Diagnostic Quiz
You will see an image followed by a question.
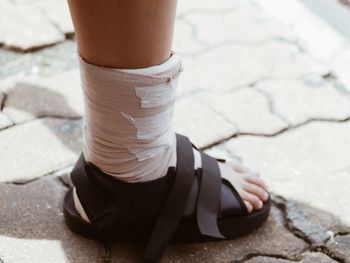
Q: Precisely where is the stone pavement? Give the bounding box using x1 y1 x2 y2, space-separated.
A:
1 0 350 262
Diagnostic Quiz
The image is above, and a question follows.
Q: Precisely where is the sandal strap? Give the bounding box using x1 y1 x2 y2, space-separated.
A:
71 154 115 224
197 152 225 239
144 134 196 262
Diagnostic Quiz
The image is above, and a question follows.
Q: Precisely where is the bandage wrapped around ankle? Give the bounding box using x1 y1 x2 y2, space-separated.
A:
79 53 182 182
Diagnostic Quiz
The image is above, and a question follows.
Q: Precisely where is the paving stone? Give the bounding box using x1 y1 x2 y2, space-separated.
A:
255 0 347 64
184 7 292 46
205 143 243 164
173 20 206 55
197 89 288 135
0 93 13 129
255 79 350 125
0 118 82 183
0 176 102 263
224 121 350 226
174 95 237 148
0 40 78 79
178 42 325 97
108 206 307 262
34 0 74 34
177 0 245 16
0 1 65 50
326 235 350 263
0 113 12 130
1 69 82 124
245 252 337 263
274 197 347 246
55 165 74 188
331 46 350 93
0 48 21 67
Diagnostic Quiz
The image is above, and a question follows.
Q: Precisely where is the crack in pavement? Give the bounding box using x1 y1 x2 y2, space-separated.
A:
176 17 207 48
176 6 240 20
181 37 300 58
2 163 74 186
100 243 112 263
0 115 82 132
230 252 301 263
272 195 347 263
311 246 346 263
201 116 350 151
176 4 306 59
196 96 240 131
0 92 16 127
34 3 75 41
323 71 350 96
233 250 345 263
0 40 66 54
0 92 6 111
272 195 313 246
250 86 292 126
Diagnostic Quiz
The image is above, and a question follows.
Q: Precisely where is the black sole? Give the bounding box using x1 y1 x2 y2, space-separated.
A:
63 188 271 244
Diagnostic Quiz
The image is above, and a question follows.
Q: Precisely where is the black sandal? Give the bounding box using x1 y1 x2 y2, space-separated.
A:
63 134 271 262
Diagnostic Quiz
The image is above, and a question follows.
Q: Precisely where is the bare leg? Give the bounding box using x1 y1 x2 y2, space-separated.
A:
67 0 177 68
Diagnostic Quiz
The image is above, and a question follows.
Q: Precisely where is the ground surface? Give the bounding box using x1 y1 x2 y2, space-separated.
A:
0 0 350 262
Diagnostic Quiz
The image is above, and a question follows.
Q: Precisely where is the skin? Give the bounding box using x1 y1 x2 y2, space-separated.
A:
67 0 269 214
219 160 269 212
67 0 177 68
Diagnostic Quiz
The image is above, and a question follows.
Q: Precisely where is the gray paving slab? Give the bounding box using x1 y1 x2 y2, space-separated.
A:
174 95 238 148
245 252 337 263
224 121 350 227
177 0 245 16
0 1 64 50
1 69 82 124
0 93 13 129
178 41 326 98
0 118 82 183
33 0 74 35
326 234 350 263
0 176 102 263
255 78 350 125
0 40 77 79
196 88 288 135
183 7 293 46
274 196 348 246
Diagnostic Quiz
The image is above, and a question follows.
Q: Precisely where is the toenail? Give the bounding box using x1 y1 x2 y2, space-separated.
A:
264 192 269 199
247 204 252 212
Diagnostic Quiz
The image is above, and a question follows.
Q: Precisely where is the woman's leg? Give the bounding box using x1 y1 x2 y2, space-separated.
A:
67 0 268 221
67 0 177 68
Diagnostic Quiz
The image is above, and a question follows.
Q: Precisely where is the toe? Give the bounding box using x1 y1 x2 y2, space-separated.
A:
232 163 259 176
244 201 253 213
243 182 269 201
244 172 269 191
232 163 250 173
241 192 263 210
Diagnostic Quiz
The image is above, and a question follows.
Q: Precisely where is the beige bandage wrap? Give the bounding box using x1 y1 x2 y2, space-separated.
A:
79 53 182 182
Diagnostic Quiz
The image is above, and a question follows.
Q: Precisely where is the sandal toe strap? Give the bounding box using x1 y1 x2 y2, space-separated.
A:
197 152 225 239
144 134 225 262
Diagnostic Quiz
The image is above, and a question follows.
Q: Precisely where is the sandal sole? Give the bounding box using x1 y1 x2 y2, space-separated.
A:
63 188 271 244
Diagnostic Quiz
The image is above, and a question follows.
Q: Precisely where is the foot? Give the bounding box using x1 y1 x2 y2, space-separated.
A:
65 136 272 263
217 157 269 213
73 148 269 223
